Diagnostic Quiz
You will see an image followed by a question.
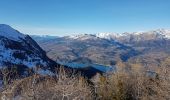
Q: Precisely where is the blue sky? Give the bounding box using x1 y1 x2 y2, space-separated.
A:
0 0 170 36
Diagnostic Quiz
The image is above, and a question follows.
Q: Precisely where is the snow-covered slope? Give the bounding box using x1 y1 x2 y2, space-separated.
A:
155 29 170 39
66 34 97 40
96 29 170 40
96 32 126 40
0 24 56 73
0 24 25 41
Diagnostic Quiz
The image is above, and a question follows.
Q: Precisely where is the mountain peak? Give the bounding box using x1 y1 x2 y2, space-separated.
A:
0 24 25 41
0 24 11 27
67 33 97 40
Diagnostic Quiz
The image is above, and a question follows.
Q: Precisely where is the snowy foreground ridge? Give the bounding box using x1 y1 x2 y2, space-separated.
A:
0 24 54 69
0 24 25 41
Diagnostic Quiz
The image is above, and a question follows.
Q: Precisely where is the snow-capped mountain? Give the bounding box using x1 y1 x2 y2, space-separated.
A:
0 24 56 74
31 29 170 42
65 29 170 43
96 29 170 41
0 24 25 41
65 34 97 41
96 32 123 40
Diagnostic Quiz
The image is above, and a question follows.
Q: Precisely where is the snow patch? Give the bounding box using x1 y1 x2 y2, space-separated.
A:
96 29 170 40
0 24 25 41
0 43 47 68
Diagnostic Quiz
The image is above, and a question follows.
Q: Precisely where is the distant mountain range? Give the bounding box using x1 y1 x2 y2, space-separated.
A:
96 29 170 40
32 34 138 64
31 29 170 72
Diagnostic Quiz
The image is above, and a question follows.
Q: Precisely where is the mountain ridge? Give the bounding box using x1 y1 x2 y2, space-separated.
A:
0 24 58 75
32 28 170 43
31 28 170 72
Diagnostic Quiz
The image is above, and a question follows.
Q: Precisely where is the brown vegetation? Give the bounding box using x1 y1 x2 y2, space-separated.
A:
0 65 169 100
0 67 94 100
94 65 170 100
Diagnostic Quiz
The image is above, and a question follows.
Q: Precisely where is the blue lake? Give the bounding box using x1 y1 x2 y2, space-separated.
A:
57 62 116 73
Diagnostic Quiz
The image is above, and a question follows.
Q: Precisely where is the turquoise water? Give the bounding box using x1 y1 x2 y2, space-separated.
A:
57 62 116 73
